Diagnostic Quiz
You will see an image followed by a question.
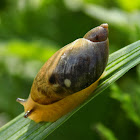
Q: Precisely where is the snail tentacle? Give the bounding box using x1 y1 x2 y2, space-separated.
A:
16 98 27 105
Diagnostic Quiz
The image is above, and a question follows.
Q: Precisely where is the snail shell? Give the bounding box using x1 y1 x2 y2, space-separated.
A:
17 23 109 122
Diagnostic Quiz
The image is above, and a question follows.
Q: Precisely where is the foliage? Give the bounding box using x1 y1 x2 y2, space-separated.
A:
94 123 118 140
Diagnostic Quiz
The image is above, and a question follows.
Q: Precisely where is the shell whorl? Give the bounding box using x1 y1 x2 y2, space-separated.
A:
30 24 109 105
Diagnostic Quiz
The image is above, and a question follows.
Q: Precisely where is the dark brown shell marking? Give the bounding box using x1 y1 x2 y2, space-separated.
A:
52 38 109 93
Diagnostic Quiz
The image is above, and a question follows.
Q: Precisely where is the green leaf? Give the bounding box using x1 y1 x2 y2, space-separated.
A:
110 83 140 127
0 40 58 62
0 40 58 79
0 40 140 140
94 123 118 140
83 4 140 27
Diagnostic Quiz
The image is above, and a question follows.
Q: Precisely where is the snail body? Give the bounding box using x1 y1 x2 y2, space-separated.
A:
17 23 109 122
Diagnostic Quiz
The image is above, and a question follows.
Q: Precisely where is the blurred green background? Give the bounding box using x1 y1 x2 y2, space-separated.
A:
0 0 140 140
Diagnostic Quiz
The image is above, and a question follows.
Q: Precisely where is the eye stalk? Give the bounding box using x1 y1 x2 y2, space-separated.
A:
83 23 108 42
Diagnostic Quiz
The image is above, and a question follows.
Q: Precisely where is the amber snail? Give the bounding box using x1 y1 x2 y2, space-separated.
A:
17 23 109 122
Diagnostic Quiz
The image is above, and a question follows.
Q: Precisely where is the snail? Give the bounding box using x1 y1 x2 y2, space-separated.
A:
17 23 109 122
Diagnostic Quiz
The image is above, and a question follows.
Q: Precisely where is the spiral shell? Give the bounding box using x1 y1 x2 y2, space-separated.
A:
17 23 109 122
